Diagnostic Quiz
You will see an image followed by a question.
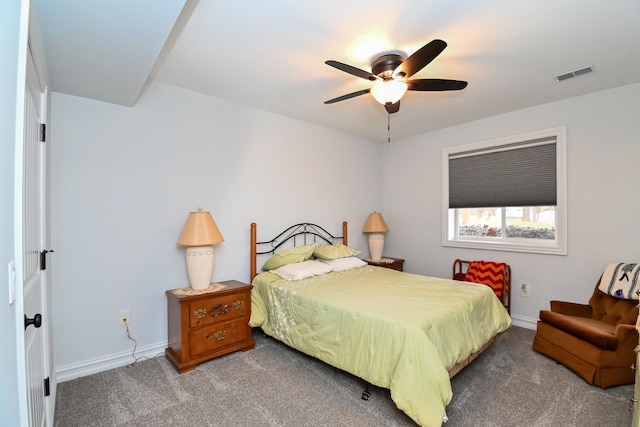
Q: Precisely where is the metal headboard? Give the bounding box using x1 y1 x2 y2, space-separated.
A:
250 221 348 281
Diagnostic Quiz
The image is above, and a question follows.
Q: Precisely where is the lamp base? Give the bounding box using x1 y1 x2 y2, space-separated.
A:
368 233 385 262
185 245 215 290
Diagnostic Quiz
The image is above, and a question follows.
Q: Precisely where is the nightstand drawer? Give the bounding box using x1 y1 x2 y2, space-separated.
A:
188 317 250 357
189 293 249 328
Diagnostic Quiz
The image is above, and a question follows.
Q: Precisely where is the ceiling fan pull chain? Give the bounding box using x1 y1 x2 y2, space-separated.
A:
387 112 391 143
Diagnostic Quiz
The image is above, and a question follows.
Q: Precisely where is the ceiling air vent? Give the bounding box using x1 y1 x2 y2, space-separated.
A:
554 65 594 82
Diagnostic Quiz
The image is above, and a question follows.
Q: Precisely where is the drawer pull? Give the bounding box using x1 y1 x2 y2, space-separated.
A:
214 330 226 341
194 300 246 320
193 308 207 319
211 303 230 317
210 300 245 317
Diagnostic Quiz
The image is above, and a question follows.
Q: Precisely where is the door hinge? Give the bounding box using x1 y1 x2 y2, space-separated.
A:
44 377 50 397
40 123 46 142
40 249 54 270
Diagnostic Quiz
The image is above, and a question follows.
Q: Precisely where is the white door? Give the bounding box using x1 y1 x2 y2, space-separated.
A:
21 42 51 427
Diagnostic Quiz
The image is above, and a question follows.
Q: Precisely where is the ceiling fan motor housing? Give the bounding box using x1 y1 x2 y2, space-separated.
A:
371 54 405 80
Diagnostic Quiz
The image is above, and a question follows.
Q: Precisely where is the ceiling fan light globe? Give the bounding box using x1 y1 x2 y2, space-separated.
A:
371 80 408 105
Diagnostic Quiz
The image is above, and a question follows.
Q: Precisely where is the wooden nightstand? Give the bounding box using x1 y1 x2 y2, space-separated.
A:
165 280 255 373
366 257 405 272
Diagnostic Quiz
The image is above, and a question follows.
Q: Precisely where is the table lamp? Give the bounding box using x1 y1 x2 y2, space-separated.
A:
363 212 389 262
177 207 224 290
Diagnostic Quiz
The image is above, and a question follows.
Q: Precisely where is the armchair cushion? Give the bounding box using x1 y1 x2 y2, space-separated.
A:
539 310 617 349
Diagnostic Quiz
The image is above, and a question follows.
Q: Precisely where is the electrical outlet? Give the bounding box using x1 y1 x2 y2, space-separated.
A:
119 309 130 325
521 283 529 298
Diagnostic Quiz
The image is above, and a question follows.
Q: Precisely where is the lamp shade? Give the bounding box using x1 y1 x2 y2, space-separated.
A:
370 80 408 105
177 208 224 246
363 212 389 233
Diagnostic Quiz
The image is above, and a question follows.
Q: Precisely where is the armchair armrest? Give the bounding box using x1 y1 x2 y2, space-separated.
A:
615 323 639 354
550 300 593 317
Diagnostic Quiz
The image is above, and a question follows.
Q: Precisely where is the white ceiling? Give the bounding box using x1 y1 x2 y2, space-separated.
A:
33 0 640 142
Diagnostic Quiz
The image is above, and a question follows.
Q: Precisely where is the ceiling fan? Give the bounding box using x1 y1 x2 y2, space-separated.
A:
324 39 467 114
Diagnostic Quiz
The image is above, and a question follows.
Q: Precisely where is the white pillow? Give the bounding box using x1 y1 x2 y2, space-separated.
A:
270 260 332 281
318 256 367 272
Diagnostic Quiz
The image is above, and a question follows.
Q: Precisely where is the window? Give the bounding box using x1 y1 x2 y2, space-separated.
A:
442 127 567 255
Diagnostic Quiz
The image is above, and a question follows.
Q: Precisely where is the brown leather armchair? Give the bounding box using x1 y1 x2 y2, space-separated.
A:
532 280 639 388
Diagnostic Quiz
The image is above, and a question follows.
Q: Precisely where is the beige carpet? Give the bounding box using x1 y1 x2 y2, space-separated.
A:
54 327 634 426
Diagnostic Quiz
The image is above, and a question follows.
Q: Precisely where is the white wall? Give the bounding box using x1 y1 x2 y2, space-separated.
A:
49 81 383 374
383 83 640 326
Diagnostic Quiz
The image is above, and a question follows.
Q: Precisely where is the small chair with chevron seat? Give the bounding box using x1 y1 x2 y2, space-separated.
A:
453 258 511 314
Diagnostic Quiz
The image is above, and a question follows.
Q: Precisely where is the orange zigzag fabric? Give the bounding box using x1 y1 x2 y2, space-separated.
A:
464 260 507 298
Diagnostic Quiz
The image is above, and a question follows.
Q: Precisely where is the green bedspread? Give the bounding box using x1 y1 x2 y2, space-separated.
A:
250 265 512 426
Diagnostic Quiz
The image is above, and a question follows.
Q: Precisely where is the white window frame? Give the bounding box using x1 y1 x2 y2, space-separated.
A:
442 126 567 255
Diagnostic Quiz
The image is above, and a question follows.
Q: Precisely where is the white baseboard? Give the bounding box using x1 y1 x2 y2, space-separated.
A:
510 314 538 330
55 340 167 383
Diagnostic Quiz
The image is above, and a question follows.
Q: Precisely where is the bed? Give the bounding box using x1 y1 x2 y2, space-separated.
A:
249 221 512 426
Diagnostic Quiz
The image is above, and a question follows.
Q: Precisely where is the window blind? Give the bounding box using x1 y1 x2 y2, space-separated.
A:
448 136 557 209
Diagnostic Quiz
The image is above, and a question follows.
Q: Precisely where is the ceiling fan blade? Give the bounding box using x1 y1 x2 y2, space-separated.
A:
324 89 371 104
393 39 447 79
407 78 468 91
325 60 381 81
385 101 400 114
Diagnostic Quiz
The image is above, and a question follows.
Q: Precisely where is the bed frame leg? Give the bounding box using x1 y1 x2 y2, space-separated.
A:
361 382 371 401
